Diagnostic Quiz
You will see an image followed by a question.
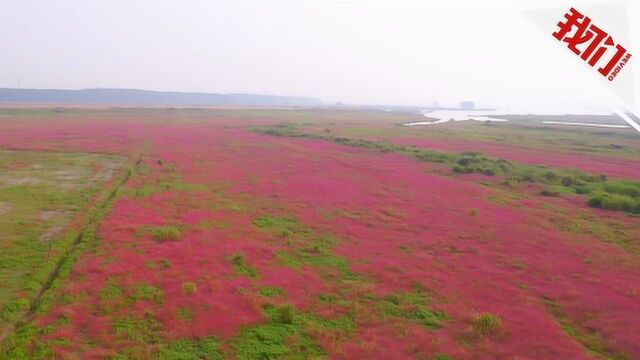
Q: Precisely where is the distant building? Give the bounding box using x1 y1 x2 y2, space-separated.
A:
460 101 475 110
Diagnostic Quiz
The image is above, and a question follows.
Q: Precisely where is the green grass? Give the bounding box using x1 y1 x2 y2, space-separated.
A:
131 283 164 305
156 337 223 360
151 225 183 241
259 287 285 298
144 258 172 270
378 284 446 330
253 216 300 239
1 298 30 322
0 324 54 359
129 160 207 199
99 280 123 301
232 303 325 360
252 213 447 351
230 253 259 279
254 215 355 280
253 216 355 278
113 315 162 343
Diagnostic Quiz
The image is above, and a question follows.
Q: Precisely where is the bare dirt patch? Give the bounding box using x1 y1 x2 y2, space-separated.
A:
36 209 65 221
91 158 127 183
38 223 67 242
0 201 10 215
35 210 74 242
0 177 41 187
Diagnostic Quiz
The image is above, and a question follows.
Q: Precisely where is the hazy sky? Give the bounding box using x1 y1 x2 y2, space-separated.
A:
1 0 638 110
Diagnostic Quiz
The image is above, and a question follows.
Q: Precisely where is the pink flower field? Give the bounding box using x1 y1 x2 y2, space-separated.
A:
1 109 639 359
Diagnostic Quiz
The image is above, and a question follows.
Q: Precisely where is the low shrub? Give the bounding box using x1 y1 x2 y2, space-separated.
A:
602 181 640 198
544 171 558 181
472 313 503 336
587 193 605 208
231 253 245 267
589 192 639 213
278 304 295 324
182 282 197 295
601 194 637 212
561 176 576 187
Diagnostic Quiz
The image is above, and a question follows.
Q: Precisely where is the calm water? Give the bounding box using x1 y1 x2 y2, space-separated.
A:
401 109 630 129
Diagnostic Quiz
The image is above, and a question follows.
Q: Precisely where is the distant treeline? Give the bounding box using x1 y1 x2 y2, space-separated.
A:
0 88 322 107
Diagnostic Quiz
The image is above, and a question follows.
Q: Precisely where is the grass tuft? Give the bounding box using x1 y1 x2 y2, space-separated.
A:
472 313 503 336
259 287 284 298
151 226 182 241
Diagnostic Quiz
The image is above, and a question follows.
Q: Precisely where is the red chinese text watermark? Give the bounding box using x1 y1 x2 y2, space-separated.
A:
553 7 632 81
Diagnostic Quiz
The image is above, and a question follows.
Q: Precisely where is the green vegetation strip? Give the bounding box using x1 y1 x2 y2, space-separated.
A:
254 123 640 215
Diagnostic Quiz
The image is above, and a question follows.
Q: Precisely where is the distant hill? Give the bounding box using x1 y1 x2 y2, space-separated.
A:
0 88 321 107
